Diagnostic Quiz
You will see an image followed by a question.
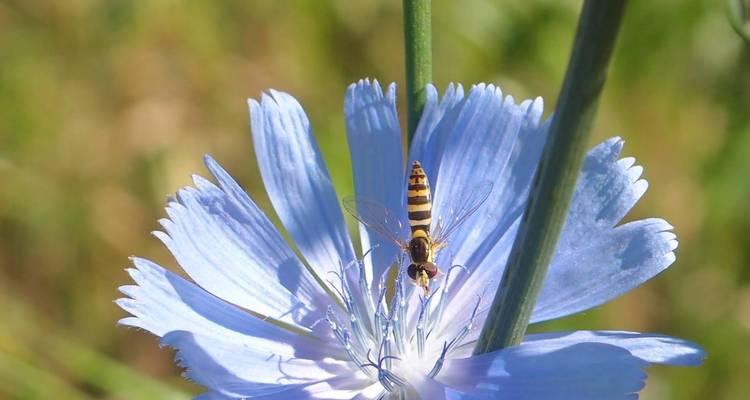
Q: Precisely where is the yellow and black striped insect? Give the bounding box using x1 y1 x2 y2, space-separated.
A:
344 161 492 295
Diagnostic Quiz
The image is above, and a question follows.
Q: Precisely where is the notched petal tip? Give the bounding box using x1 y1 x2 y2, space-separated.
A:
502 93 516 107
441 82 465 100
649 217 675 232
619 156 636 169
151 230 170 244
610 135 625 146
130 256 160 275
258 91 275 108
425 82 438 93
191 174 219 194
202 155 236 187
386 82 396 100
605 136 626 157
202 153 219 169
627 165 644 180
524 96 545 126
115 297 144 330
246 98 261 120
346 78 397 104
348 78 379 96
117 316 143 328
115 296 135 307
118 283 139 297
267 88 285 102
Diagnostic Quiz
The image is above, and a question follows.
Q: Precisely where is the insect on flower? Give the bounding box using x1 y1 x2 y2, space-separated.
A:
344 160 491 295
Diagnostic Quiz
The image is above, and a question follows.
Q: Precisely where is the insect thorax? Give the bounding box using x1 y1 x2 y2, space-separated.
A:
408 235 431 263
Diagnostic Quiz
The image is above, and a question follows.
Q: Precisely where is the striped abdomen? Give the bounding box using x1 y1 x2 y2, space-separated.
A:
407 161 432 236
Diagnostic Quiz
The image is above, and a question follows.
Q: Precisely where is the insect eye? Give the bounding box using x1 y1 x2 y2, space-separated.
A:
423 262 438 279
407 264 419 280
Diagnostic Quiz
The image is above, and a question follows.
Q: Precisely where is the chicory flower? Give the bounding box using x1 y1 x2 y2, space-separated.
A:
118 79 703 399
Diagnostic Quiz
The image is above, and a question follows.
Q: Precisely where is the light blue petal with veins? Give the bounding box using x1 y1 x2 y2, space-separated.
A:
117 257 343 359
436 131 676 328
250 90 357 287
531 138 677 323
557 138 649 233
429 85 544 266
155 156 329 330
410 84 545 279
532 217 676 323
409 83 466 182
161 331 369 399
345 79 406 286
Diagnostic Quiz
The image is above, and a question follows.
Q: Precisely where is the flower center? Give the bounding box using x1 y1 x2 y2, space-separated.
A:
323 254 484 397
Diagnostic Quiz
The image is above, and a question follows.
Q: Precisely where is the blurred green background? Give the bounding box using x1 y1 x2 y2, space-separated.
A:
0 0 748 399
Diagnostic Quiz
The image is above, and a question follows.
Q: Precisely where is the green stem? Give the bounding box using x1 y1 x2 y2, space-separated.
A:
403 0 432 142
727 0 750 44
473 0 629 354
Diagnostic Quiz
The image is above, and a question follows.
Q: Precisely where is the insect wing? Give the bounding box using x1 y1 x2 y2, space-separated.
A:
342 196 409 249
432 181 493 246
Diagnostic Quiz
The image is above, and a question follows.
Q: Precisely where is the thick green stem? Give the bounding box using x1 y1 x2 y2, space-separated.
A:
474 0 629 354
403 0 432 142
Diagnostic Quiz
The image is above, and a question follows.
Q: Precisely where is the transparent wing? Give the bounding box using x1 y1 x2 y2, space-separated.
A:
432 181 494 247
342 196 409 250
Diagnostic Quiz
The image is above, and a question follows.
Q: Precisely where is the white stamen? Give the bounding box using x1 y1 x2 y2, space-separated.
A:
323 251 488 393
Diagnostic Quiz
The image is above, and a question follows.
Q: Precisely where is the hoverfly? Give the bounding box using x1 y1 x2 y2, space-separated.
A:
343 161 492 295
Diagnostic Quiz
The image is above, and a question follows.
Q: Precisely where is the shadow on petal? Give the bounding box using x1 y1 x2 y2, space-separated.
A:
438 342 647 400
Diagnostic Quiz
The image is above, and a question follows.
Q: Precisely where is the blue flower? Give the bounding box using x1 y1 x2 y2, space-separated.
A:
118 79 703 399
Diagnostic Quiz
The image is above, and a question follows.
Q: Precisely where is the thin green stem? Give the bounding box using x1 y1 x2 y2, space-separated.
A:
727 0 750 44
474 0 629 354
403 0 432 142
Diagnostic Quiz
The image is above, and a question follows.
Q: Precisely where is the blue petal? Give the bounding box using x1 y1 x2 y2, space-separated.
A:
409 83 466 182
436 341 647 399
557 138 648 231
532 218 676 323
250 90 357 289
439 138 676 330
345 79 405 287
161 331 369 399
532 139 676 322
155 157 330 330
522 331 705 366
408 84 545 280
426 84 544 268
409 84 546 330
432 332 703 399
117 257 342 359
432 216 520 340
